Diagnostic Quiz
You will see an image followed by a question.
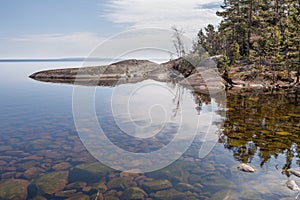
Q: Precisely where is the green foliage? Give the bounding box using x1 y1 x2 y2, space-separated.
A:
195 25 222 56
194 0 300 77
231 41 241 62
217 56 230 73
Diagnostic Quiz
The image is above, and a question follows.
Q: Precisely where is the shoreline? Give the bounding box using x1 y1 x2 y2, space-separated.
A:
29 57 300 93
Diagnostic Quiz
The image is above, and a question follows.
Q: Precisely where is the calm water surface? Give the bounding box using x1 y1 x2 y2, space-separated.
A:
0 61 300 199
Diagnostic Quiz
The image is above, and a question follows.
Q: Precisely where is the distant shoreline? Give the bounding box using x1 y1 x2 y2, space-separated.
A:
0 57 169 63
0 58 113 63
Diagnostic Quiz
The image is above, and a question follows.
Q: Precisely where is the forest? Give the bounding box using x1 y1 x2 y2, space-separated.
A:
195 0 300 83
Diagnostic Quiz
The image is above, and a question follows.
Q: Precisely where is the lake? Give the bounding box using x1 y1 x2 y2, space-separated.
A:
0 61 300 199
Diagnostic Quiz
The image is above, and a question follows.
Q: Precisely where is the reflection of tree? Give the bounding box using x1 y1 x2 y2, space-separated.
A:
192 92 211 115
172 84 185 118
222 91 300 169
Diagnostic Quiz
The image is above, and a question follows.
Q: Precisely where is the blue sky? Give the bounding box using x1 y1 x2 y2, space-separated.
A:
0 0 222 59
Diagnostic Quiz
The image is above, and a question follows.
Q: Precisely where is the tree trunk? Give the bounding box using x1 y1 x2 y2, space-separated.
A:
297 63 300 83
247 1 253 57
297 49 300 83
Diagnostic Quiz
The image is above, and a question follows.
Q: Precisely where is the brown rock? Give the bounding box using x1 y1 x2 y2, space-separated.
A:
1 171 16 179
22 155 44 161
52 162 72 171
0 179 30 200
30 171 69 195
24 167 45 180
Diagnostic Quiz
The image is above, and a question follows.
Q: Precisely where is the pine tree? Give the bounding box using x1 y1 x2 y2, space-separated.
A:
194 0 299 77
232 41 241 62
285 0 300 82
196 25 221 56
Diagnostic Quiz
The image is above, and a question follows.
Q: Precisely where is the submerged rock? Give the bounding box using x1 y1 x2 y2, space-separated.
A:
237 163 255 173
52 161 72 171
0 179 30 200
65 181 87 190
175 182 198 192
107 177 135 191
200 174 235 188
29 171 69 195
24 167 45 180
142 179 172 193
55 189 77 198
92 182 108 193
149 188 185 200
120 187 147 200
69 162 112 183
66 193 89 200
31 195 47 200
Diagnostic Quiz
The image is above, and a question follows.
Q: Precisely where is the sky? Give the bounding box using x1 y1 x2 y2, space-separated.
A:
0 0 223 59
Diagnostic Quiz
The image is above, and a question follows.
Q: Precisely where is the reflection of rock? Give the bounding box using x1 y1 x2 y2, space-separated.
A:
69 162 112 183
29 171 68 195
0 179 30 200
29 59 173 87
286 180 300 191
237 163 255 173
120 187 147 200
29 58 224 94
289 169 300 178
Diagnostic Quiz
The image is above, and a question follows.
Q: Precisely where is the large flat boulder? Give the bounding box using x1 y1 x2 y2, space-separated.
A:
0 179 30 200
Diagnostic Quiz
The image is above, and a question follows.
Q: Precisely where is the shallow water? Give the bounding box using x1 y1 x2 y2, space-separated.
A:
1 61 300 199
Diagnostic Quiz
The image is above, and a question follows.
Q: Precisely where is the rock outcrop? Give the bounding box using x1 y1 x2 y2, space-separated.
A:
29 58 225 95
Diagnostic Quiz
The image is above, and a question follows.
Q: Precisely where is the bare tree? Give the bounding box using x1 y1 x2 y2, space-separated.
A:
172 26 185 57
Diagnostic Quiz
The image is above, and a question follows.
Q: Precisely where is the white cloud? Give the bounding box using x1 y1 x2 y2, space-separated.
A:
105 0 223 38
0 32 104 59
0 29 188 61
0 1 224 59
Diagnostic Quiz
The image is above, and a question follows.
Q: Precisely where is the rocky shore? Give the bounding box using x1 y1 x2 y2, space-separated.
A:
29 58 224 95
29 57 300 95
